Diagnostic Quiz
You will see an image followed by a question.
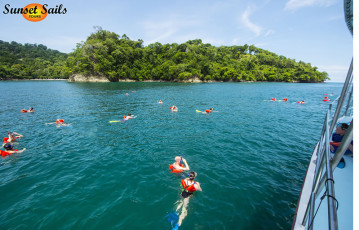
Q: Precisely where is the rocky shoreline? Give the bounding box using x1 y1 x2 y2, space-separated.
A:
67 74 212 83
1 75 307 83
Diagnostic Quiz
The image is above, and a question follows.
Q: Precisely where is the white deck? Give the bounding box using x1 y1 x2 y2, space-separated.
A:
312 155 353 229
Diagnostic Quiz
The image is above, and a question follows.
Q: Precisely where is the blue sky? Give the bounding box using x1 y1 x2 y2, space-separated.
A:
0 0 353 82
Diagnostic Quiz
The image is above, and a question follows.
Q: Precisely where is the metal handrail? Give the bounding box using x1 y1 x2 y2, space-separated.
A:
344 85 353 116
324 112 338 229
300 59 353 229
329 58 353 135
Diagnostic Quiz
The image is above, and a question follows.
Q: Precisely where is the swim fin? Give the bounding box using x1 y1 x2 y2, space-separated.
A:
166 212 179 229
172 223 179 230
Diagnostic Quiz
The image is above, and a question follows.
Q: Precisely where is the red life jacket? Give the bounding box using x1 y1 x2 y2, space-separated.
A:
181 179 197 192
169 163 184 173
3 137 18 143
205 110 211 113
0 149 17 157
56 119 65 124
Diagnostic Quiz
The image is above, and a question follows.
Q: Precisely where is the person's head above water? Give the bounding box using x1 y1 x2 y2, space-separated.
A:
175 156 181 163
188 171 197 180
4 143 14 150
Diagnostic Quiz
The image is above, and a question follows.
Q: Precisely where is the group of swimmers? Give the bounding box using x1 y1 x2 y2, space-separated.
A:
1 107 36 156
168 156 202 228
159 100 214 114
270 98 307 104
1 132 26 157
271 97 288 101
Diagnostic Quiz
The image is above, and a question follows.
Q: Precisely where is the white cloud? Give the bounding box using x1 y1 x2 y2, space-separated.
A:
285 0 338 12
141 16 203 45
264 29 275 37
241 6 262 36
142 20 177 44
240 6 274 38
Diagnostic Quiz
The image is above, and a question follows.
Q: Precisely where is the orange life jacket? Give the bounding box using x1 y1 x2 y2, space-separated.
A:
56 119 64 124
330 142 341 147
169 163 184 173
181 179 197 192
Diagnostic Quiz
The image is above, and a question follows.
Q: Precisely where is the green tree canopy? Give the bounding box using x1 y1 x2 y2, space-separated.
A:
0 28 329 83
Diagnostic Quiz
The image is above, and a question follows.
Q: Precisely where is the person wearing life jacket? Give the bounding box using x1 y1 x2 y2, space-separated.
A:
170 105 178 111
28 107 34 112
157 100 163 104
205 108 213 113
298 100 305 104
283 98 288 102
1 143 26 157
124 113 135 120
56 119 65 124
271 98 276 101
169 156 190 173
3 131 23 143
330 123 352 154
176 171 202 226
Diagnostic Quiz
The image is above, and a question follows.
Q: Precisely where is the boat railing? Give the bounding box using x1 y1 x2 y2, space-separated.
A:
298 58 353 229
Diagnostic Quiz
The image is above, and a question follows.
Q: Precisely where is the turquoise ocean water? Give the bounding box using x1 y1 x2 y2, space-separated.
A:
0 81 343 229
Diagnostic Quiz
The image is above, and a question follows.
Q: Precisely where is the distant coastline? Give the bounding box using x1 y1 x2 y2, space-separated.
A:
0 76 310 83
1 31 329 83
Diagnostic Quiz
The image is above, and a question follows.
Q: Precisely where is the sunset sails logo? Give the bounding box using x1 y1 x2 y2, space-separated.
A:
3 3 67 22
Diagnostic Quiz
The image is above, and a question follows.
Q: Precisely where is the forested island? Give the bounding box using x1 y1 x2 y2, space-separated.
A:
0 28 329 82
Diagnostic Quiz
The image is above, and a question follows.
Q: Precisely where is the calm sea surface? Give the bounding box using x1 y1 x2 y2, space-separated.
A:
0 81 343 230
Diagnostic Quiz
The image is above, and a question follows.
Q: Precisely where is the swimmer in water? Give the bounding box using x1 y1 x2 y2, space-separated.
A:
1 143 26 157
176 171 202 226
124 113 135 120
5 131 23 143
45 119 67 126
169 156 190 173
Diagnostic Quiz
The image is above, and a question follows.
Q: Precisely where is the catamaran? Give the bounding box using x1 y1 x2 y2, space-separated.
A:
291 0 353 229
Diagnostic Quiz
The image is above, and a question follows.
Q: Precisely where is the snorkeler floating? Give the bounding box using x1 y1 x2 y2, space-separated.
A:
175 171 202 227
109 113 137 123
21 107 34 113
3 131 23 143
45 119 71 127
123 113 136 121
169 156 190 173
1 142 26 157
170 106 178 112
